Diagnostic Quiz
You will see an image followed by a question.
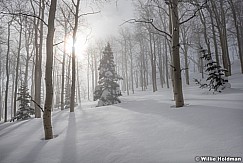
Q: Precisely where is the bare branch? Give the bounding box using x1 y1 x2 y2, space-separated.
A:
179 0 208 25
78 11 101 18
60 7 74 30
0 12 48 26
71 0 77 8
53 40 64 46
31 98 44 112
121 18 172 39
54 55 63 64
62 0 75 16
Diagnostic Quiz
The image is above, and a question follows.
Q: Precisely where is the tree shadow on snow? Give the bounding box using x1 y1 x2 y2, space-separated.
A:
60 112 77 163
0 120 30 138
118 98 243 132
18 141 48 163
0 119 43 162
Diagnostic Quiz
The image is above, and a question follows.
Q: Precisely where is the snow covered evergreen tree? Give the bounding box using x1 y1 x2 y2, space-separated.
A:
94 43 122 106
195 53 231 92
11 85 34 121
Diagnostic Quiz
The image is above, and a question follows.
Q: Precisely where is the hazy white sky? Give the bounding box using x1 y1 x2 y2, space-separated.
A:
87 0 134 40
70 0 135 57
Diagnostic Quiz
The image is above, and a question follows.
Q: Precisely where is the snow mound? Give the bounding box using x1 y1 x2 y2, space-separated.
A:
0 74 243 163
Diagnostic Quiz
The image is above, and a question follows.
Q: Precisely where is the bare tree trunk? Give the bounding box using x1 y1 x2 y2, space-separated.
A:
165 37 170 88
181 26 190 85
24 21 34 88
149 32 157 92
228 0 243 73
152 34 157 91
33 0 42 118
13 22 23 117
61 20 67 110
199 10 211 56
0 85 2 121
158 38 164 88
184 45 189 85
208 7 220 66
135 70 139 88
66 55 71 105
122 47 126 92
94 53 98 87
139 41 144 91
0 60 2 121
128 40 134 94
11 71 15 118
91 53 95 95
54 52 60 108
125 40 129 95
145 50 149 88
43 0 57 140
211 1 231 76
220 1 231 76
77 61 81 104
70 0 81 112
31 57 35 109
87 52 90 100
171 0 184 107
168 5 175 100
4 21 11 122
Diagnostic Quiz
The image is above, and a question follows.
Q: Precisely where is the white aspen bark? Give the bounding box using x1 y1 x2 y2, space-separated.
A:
208 7 220 66
87 51 90 101
228 0 243 73
199 10 211 56
152 34 157 91
61 19 67 110
129 39 134 94
70 0 81 112
165 37 170 88
77 61 81 104
171 0 184 107
13 23 23 117
4 21 11 122
211 1 231 76
125 40 129 95
94 53 98 88
66 56 71 105
0 60 2 121
43 0 57 140
91 52 95 95
149 32 156 92
158 38 164 88
139 41 144 91
11 71 15 118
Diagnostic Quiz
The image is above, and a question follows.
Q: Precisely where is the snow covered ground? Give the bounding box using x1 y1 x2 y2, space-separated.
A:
0 70 243 163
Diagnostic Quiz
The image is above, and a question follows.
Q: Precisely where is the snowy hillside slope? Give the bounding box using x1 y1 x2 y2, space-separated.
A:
0 65 243 163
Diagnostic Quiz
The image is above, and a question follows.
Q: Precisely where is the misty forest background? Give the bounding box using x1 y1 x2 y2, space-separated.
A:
0 0 242 140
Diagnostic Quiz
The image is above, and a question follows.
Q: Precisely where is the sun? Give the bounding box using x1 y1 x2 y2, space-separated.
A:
65 32 89 60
